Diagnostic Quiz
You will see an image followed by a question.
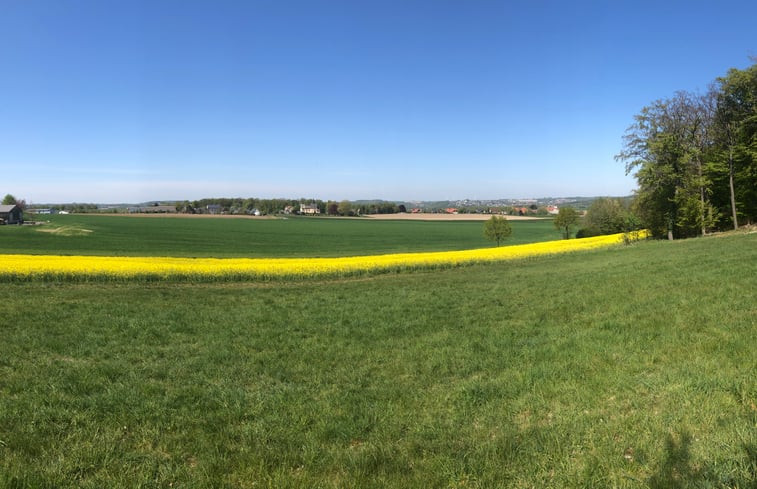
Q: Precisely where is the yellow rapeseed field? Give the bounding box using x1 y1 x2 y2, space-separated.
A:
0 231 647 281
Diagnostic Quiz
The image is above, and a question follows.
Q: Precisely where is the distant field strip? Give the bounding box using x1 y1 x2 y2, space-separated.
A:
0 231 646 280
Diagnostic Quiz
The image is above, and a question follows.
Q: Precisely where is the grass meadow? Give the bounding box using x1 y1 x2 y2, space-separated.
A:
0 230 755 487
0 214 558 257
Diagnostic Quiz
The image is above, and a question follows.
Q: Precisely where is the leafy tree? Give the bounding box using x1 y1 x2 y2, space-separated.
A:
2 194 25 210
554 207 579 239
378 202 398 214
337 200 352 216
326 202 339 216
713 63 757 227
583 198 638 235
616 91 719 239
483 216 512 246
616 61 757 237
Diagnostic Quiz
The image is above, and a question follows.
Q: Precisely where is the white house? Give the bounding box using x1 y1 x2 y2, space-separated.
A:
300 203 320 215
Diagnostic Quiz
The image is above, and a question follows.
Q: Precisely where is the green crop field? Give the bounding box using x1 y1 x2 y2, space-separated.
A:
0 214 558 257
1 232 755 488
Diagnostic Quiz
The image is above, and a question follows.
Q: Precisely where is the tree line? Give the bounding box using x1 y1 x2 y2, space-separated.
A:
616 61 757 239
178 198 306 215
175 198 407 216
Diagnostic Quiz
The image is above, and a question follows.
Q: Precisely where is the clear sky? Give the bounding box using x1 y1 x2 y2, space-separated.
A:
2 0 755 203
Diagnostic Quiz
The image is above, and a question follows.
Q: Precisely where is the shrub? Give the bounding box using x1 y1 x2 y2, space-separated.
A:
576 227 601 239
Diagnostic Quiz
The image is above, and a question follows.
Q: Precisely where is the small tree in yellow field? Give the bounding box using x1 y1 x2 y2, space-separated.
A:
483 215 512 246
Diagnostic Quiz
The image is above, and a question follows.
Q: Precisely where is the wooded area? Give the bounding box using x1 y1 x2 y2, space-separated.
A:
616 62 757 239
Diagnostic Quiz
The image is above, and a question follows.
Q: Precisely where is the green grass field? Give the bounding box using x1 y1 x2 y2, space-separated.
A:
0 214 559 257
1 232 755 487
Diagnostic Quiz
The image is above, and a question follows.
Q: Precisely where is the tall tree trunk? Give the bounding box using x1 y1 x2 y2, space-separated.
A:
728 145 738 229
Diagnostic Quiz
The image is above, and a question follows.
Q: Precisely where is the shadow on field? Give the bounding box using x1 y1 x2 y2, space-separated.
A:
648 431 757 489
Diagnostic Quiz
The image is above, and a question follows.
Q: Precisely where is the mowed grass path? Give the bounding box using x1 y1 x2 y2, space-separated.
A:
1 233 755 487
0 214 557 257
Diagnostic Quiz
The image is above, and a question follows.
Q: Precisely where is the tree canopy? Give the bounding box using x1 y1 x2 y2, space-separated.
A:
483 216 512 246
581 198 638 236
616 61 757 238
554 207 579 239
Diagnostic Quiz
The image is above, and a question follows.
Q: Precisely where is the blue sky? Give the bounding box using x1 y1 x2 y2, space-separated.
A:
2 0 755 203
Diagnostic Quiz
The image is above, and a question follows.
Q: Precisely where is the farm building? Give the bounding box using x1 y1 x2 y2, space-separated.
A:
0 204 23 224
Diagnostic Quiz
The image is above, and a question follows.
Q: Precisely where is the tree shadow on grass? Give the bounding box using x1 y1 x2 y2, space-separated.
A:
648 431 757 489
648 431 699 489
744 442 757 489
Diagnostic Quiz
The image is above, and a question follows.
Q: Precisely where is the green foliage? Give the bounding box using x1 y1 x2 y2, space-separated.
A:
0 214 562 257
618 62 757 237
483 215 512 246
583 198 632 235
714 63 757 226
184 197 308 215
617 92 717 238
553 206 579 239
580 198 642 238
1 233 754 486
337 200 353 216
2 194 16 205
575 226 600 239
355 201 400 214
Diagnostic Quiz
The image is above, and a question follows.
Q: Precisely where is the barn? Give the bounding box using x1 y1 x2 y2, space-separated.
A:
0 204 23 224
